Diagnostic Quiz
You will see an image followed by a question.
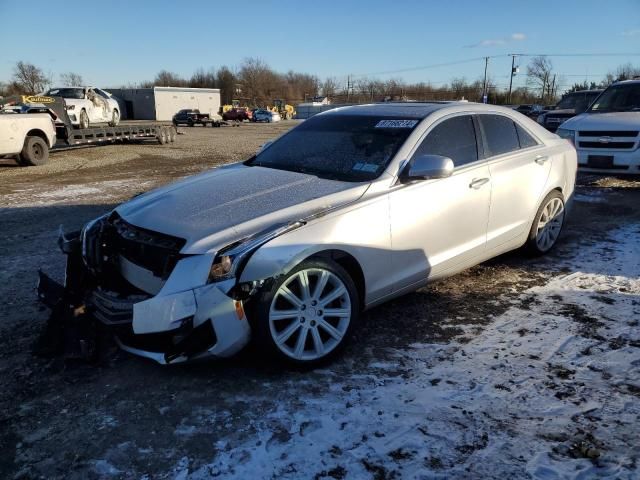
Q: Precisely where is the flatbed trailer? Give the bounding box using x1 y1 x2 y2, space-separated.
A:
57 121 176 148
46 96 176 148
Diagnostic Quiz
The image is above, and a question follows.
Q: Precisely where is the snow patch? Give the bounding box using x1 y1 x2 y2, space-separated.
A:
174 224 640 479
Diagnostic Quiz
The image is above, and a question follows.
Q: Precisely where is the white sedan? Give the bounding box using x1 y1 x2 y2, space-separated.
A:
42 102 577 367
45 86 120 128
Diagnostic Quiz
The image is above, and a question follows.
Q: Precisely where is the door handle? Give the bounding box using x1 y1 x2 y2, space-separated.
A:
534 155 549 165
469 177 490 189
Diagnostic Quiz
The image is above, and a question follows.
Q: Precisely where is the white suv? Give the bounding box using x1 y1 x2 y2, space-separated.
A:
557 79 640 174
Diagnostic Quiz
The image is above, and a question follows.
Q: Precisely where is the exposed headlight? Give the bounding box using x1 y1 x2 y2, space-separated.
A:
66 105 75 110
556 128 576 146
209 255 234 281
207 221 305 283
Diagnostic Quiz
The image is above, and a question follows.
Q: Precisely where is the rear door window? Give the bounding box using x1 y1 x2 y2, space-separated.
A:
478 115 520 158
412 115 478 167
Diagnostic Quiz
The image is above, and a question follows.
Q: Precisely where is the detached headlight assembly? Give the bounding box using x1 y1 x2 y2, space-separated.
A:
556 128 576 146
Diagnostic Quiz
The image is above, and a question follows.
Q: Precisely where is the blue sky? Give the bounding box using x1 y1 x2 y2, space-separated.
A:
1 0 639 92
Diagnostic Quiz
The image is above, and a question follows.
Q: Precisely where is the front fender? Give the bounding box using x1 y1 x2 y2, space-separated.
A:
238 193 393 304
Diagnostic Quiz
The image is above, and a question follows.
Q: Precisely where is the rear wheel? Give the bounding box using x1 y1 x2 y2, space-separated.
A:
251 258 360 367
187 119 194 127
79 109 89 129
20 136 49 166
526 190 565 255
109 109 120 127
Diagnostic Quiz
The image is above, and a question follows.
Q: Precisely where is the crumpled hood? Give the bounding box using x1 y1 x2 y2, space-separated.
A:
562 112 640 131
116 163 370 253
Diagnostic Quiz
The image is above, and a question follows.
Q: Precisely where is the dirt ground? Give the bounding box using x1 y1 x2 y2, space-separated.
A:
0 124 638 479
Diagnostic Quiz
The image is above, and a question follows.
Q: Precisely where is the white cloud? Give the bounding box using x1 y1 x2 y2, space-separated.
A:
621 28 640 37
466 32 526 48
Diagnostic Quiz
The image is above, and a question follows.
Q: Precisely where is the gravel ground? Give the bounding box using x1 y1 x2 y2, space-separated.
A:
0 124 638 479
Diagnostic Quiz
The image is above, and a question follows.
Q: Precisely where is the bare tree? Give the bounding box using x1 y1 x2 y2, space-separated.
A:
320 77 339 98
602 63 640 86
12 61 50 94
154 70 187 87
60 72 83 86
526 56 554 103
216 66 237 105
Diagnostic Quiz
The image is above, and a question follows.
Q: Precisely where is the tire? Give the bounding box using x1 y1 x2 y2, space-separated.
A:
20 136 49 166
157 128 167 145
525 190 566 255
79 109 89 129
250 258 360 367
109 109 120 127
187 119 194 127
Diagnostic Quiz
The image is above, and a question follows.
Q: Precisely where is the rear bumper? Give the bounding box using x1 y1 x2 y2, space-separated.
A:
577 149 640 174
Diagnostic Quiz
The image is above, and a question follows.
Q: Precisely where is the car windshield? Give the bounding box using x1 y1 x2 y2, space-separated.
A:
555 94 582 110
45 88 84 99
247 114 419 182
588 84 640 113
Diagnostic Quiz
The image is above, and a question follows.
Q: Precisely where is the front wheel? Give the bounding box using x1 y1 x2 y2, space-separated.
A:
525 190 565 255
79 109 89 129
251 258 360 367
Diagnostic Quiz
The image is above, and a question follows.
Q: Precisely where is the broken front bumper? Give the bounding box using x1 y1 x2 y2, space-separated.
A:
39 228 251 365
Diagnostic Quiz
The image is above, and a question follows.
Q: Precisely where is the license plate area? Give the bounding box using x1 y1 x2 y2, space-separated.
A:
587 155 614 168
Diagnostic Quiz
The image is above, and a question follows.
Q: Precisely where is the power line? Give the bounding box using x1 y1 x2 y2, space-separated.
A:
346 52 640 79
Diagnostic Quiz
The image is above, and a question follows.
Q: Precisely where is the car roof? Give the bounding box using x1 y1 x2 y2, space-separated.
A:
612 79 640 86
565 89 603 94
322 101 532 120
323 102 474 119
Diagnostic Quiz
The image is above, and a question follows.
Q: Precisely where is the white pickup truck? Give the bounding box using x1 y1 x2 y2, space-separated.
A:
557 79 640 174
0 113 56 166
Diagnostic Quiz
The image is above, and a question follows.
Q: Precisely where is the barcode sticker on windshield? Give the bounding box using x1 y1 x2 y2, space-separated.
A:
375 119 418 128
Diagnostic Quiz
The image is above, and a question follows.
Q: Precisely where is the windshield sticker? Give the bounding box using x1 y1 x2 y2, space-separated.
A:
352 162 379 172
375 119 418 129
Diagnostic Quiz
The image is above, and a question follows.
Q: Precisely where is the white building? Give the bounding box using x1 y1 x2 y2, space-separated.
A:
108 86 221 121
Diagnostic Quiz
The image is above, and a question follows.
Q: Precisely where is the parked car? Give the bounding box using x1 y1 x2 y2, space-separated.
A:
515 104 545 119
557 79 640 174
0 112 56 166
44 102 576 367
172 109 222 127
253 109 281 122
44 86 120 128
537 90 603 132
222 107 252 122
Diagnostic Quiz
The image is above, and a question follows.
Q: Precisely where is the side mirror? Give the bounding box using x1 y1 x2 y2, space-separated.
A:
401 154 454 181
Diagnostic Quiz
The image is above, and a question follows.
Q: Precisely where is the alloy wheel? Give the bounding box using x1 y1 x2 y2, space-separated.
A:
535 197 564 251
269 268 351 361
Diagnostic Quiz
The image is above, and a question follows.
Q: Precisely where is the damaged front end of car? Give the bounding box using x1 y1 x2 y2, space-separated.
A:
36 212 298 365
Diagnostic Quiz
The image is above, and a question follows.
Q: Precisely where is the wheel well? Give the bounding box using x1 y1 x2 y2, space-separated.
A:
26 129 48 144
308 250 366 309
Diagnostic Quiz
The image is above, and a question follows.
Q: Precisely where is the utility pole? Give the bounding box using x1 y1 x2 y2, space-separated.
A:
507 54 518 104
346 75 352 103
482 57 489 103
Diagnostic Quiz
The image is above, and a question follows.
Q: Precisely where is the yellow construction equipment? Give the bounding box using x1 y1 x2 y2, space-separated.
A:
271 99 295 120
